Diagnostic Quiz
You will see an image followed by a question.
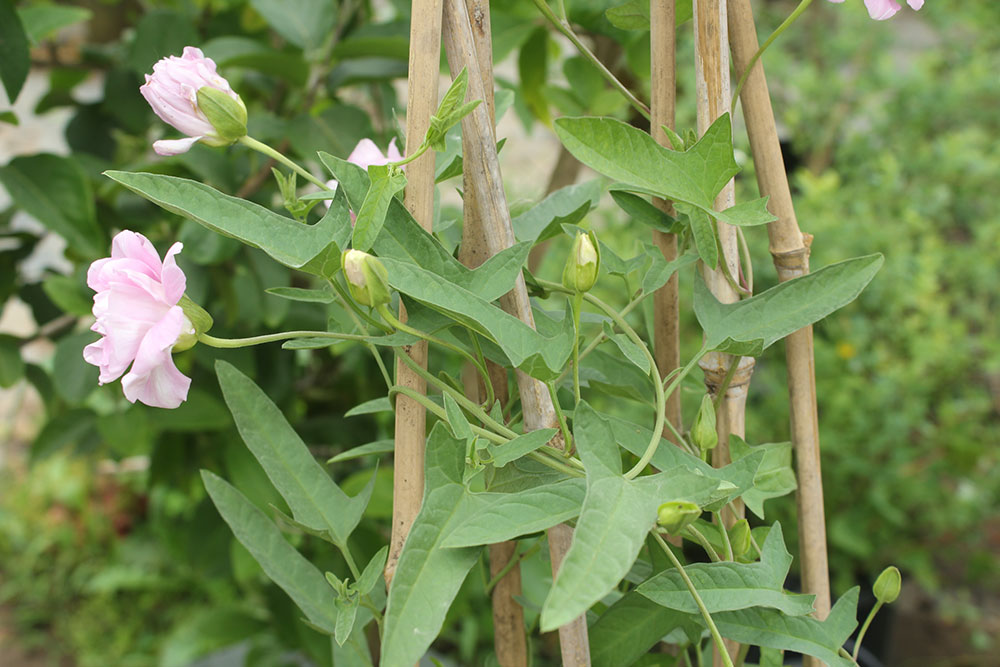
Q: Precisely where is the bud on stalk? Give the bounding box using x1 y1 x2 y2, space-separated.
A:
342 249 391 308
562 230 600 293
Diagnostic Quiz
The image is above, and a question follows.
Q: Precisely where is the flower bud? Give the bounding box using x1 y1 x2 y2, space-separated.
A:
173 294 214 352
561 230 600 293
729 519 751 559
342 249 391 308
657 500 701 535
196 86 247 145
691 393 718 452
873 566 901 604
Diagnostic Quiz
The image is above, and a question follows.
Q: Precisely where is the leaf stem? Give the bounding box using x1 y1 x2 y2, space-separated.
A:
730 0 815 116
239 135 329 190
715 511 735 561
652 531 734 667
485 539 543 595
546 380 574 454
198 330 370 348
530 0 651 120
571 291 583 405
681 525 722 563
852 600 883 661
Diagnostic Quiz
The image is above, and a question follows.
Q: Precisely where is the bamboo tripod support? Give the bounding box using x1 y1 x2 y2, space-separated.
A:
450 2 529 664
693 2 750 664
385 0 443 587
728 0 832 659
442 0 591 663
650 0 683 442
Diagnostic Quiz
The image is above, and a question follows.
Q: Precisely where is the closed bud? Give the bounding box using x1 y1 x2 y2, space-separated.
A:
562 231 600 293
691 393 718 452
657 500 701 535
729 519 751 559
173 294 214 352
196 86 247 145
342 249 391 308
873 566 901 604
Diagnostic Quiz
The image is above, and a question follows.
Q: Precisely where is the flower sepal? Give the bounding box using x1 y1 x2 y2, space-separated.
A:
196 86 247 145
173 294 214 352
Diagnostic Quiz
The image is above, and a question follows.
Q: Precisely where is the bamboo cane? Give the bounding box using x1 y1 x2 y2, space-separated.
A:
693 2 752 664
728 0 832 659
650 0 682 443
442 0 591 663
385 0 443 588
452 3 529 664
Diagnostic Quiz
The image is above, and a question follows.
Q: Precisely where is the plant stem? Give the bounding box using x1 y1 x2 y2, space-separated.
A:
530 0 651 120
485 540 542 595
571 291 583 405
199 330 370 348
546 380 573 454
716 511 735 561
239 135 329 189
730 0 814 115
388 140 430 168
328 278 393 334
653 532 734 667
681 525 722 563
852 600 883 661
377 303 494 407
713 357 741 409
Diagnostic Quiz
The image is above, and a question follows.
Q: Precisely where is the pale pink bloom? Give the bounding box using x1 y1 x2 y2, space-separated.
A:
140 46 242 156
83 231 192 409
827 0 924 20
325 138 404 220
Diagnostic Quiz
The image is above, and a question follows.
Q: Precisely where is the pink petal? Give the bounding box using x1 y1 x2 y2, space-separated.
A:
347 139 389 170
121 306 190 409
386 137 403 163
864 0 902 20
159 242 186 305
907 0 923 9
111 230 161 273
153 136 202 156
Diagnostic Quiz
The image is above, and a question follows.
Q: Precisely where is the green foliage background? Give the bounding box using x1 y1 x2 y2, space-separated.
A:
0 0 996 664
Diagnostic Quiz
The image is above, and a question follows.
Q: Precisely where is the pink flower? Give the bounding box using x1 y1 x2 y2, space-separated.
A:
325 138 404 220
83 231 192 409
140 46 246 156
827 0 924 20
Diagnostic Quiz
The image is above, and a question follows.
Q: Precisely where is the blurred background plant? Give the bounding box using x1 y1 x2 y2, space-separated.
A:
0 0 996 665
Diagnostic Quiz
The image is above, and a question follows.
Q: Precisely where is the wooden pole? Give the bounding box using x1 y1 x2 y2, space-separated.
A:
728 0 832 657
385 0 443 587
693 1 751 663
442 0 591 663
650 0 682 442
453 3 528 665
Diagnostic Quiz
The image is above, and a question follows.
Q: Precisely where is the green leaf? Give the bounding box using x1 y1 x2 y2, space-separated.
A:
441 478 587 548
249 0 335 53
352 165 407 252
216 361 371 547
345 397 392 417
380 424 483 666
0 0 30 103
105 171 350 275
580 347 654 404
443 393 473 441
265 285 335 303
126 10 198 74
638 523 815 616
53 332 98 403
0 155 103 258
518 28 550 125
601 321 651 375
487 428 558 468
0 110 17 125
695 254 884 356
641 248 698 295
17 5 91 43
356 546 389 597
540 403 723 631
202 471 338 634
713 588 860 667
201 36 308 85
589 592 699 667
380 258 574 380
605 0 650 30
684 205 719 270
554 114 775 228
512 180 604 243
610 190 679 233
327 440 394 464
335 596 360 646
43 274 97 316
730 436 797 519
0 335 24 388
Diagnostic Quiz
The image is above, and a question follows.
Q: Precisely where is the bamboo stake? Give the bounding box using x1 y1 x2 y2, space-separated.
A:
442 1 591 663
650 0 682 443
385 0 443 588
693 2 752 664
454 3 529 664
728 0 832 655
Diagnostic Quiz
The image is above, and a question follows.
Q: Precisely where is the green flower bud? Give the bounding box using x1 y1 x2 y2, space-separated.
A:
873 566 901 604
196 86 248 145
173 294 214 352
691 393 718 452
657 500 701 535
342 249 391 308
561 230 600 293
729 519 751 559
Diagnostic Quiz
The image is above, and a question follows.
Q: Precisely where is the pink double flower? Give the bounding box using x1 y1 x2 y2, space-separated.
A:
827 0 925 21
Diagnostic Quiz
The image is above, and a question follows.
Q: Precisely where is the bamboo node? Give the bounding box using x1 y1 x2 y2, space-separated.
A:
771 243 811 280
699 353 756 400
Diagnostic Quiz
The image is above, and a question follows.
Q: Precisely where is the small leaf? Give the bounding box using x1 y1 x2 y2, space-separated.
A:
589 592 699 667
443 393 473 441
352 165 407 252
335 596 360 646
16 5 91 43
684 204 719 270
328 440 394 464
487 428 558 468
512 179 603 243
356 546 389 596
641 248 698 295
345 397 393 417
602 321 651 375
265 286 335 303
518 28 550 125
610 190 679 232
0 0 29 103
606 0 650 30
0 335 24 388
